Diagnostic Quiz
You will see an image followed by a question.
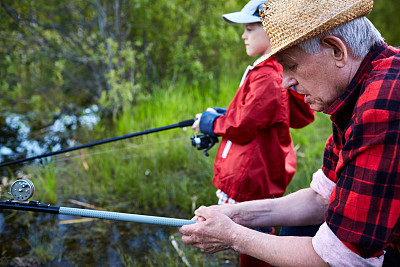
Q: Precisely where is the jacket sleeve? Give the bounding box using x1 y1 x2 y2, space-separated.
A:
213 107 227 115
288 89 315 129
212 69 284 144
199 111 223 137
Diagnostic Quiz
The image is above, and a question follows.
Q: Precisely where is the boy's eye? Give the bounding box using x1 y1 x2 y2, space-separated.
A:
288 64 297 71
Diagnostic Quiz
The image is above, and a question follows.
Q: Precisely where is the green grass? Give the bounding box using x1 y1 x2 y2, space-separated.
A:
287 112 332 193
14 75 332 266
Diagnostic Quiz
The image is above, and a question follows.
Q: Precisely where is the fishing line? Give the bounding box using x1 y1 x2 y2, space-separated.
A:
49 136 189 163
0 135 202 194
0 119 195 168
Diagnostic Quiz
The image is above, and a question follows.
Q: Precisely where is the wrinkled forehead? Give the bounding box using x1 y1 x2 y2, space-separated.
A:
275 45 303 63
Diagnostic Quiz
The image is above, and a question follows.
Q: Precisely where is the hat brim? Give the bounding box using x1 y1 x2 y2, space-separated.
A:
222 12 261 24
260 0 373 60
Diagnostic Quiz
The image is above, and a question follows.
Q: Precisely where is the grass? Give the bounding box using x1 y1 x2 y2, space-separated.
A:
7 73 332 266
287 112 332 193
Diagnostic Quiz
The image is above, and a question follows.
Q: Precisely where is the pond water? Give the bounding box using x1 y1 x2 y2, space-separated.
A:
0 107 176 265
0 108 237 266
0 209 180 266
0 105 100 165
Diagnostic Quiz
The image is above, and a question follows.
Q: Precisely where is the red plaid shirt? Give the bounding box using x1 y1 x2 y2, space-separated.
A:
322 42 400 258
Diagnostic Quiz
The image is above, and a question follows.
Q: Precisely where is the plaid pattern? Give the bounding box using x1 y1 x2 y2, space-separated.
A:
322 43 400 258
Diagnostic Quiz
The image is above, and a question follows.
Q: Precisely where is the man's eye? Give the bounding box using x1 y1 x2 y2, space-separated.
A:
288 65 297 71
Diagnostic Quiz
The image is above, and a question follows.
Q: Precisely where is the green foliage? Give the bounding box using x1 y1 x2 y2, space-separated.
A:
287 112 332 193
0 0 245 121
27 160 58 203
369 0 400 46
1 0 398 123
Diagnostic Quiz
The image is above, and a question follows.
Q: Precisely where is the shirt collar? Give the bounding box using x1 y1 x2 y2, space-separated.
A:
323 42 388 122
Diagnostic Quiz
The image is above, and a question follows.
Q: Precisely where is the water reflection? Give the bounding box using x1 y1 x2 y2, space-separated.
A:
0 213 4 233
0 209 177 266
0 105 99 164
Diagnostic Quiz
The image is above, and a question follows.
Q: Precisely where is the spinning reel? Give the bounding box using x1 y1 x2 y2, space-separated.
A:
190 134 219 157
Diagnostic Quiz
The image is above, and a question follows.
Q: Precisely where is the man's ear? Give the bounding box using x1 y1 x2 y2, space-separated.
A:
321 36 348 68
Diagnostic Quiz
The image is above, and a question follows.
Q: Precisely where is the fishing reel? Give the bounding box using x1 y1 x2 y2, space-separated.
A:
9 179 35 202
190 134 218 157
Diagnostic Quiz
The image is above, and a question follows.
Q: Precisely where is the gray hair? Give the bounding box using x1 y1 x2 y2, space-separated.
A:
298 16 384 58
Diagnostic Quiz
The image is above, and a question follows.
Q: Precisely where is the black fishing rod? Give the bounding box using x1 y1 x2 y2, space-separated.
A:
0 119 195 168
0 179 195 227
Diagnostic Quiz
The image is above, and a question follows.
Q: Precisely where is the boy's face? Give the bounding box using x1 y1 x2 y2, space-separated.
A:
242 23 271 57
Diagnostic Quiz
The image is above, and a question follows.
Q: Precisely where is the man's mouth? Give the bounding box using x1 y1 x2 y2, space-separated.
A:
304 94 311 103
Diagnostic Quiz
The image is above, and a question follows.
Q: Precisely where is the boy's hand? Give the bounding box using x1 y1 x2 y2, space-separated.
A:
191 113 202 133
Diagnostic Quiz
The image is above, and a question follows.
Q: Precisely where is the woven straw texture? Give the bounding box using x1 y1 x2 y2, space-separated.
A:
260 0 373 57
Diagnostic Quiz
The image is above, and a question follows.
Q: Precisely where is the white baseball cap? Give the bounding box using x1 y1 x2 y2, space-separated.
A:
222 0 266 24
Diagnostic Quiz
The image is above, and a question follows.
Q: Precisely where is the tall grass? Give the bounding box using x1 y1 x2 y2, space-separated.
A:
20 72 331 265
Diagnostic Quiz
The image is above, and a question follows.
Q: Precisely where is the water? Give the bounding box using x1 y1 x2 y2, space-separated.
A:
0 108 237 266
0 213 4 234
0 105 100 165
0 106 161 265
0 207 181 266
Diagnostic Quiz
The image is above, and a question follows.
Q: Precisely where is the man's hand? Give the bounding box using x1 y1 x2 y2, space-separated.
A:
179 206 238 253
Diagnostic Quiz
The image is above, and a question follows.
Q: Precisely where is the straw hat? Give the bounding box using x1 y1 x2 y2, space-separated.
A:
260 0 374 58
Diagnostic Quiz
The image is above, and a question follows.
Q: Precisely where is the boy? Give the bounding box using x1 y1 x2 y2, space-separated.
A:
191 1 314 266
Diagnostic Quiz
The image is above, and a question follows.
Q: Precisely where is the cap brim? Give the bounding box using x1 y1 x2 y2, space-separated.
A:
222 12 261 24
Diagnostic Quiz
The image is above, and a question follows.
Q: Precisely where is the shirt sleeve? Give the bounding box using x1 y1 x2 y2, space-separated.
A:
312 222 384 267
309 169 385 266
310 169 336 200
213 69 284 144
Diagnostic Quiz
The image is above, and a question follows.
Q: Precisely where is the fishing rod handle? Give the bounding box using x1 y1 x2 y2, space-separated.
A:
59 207 195 227
178 119 195 128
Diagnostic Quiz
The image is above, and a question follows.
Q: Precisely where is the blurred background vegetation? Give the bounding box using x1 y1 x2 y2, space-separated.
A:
0 0 399 152
0 0 399 266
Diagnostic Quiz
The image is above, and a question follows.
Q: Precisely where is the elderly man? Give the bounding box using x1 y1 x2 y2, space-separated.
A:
179 0 400 266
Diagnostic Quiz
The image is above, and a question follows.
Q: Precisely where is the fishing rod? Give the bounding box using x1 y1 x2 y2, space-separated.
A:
0 179 195 227
0 119 195 168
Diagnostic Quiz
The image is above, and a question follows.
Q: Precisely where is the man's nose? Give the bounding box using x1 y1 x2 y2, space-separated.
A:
282 75 297 90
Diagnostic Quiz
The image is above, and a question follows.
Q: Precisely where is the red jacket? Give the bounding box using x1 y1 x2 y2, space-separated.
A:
200 57 314 202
